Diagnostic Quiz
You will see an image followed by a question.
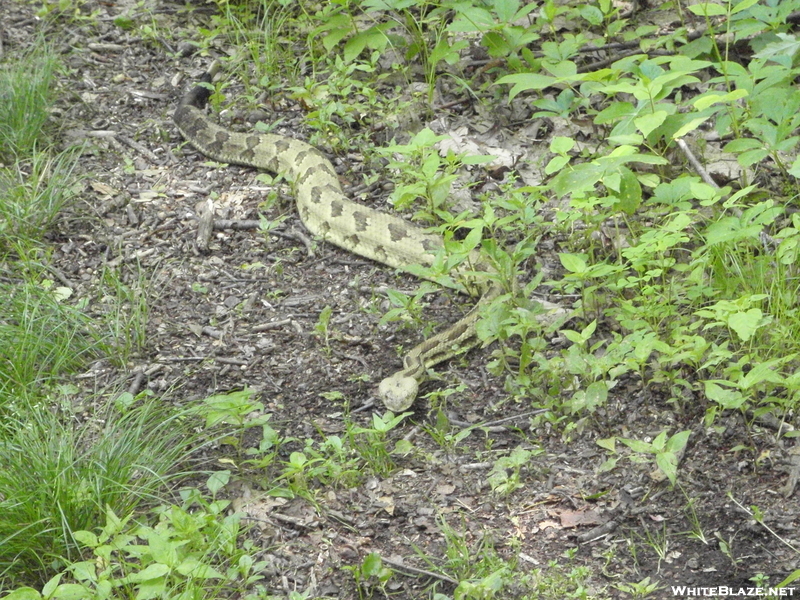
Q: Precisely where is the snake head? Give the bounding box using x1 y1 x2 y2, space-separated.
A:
378 375 419 412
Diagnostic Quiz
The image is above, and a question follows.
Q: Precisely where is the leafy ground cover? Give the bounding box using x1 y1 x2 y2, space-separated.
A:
2 0 800 598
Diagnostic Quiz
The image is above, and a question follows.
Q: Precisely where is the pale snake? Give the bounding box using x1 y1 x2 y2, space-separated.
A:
174 66 553 411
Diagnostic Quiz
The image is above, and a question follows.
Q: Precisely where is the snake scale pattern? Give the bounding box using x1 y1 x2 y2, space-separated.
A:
174 67 501 411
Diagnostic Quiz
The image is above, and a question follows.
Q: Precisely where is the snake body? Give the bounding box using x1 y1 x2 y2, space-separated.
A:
174 69 500 411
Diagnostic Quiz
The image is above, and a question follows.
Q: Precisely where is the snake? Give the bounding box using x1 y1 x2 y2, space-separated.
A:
173 66 505 412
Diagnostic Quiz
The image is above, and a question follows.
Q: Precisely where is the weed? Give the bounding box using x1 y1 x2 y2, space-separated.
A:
602 430 692 487
614 576 663 599
346 552 394 599
0 279 105 410
487 444 541 496
0 46 59 160
0 398 205 586
314 304 333 354
95 263 150 363
0 149 83 253
192 388 274 455
377 127 490 220
3 497 261 600
379 282 440 335
681 492 710 545
715 531 741 569
347 410 412 476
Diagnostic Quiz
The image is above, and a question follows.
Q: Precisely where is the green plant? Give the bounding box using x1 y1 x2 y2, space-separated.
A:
314 304 333 353
0 279 105 410
379 282 439 335
377 127 488 219
486 444 541 496
94 263 149 363
272 435 362 498
0 149 82 253
288 53 391 149
447 0 539 68
681 493 710 545
0 397 204 586
313 0 466 100
2 496 261 600
0 46 59 160
715 531 740 568
347 411 412 476
345 552 394 599
192 389 275 455
208 0 302 84
612 430 692 487
614 576 663 599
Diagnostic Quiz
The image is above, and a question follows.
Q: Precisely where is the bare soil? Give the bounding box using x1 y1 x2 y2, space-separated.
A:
5 1 800 597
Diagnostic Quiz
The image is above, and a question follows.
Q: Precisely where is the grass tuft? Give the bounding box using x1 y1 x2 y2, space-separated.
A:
0 149 82 253
0 47 59 161
0 280 103 412
0 397 203 587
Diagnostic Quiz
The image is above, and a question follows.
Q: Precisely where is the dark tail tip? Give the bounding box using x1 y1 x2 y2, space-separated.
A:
178 60 222 109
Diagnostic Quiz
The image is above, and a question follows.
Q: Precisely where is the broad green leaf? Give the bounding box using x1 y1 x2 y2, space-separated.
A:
562 329 587 344
672 116 712 139
687 2 727 16
597 437 616 452
559 253 587 273
704 381 746 410
723 138 762 153
362 552 384 576
704 217 761 245
693 89 748 111
318 15 351 51
652 431 668 451
343 33 366 62
496 73 558 100
665 430 691 453
619 438 654 454
655 452 679 485
608 133 644 146
124 563 170 583
545 60 580 78
595 101 636 124
207 470 231 495
50 585 91 600
545 155 570 174
42 575 63 599
754 33 800 64
738 148 769 167
579 4 603 25
727 308 764 342
462 154 496 165
730 0 760 14
584 381 608 411
176 558 224 579
550 162 604 196
739 359 788 390
550 136 575 154
447 5 495 30
615 167 642 214
634 110 668 137
790 155 800 178
2 589 42 600
493 0 520 23
598 457 618 472
133 578 165 600
72 530 98 547
68 562 97 584
394 438 414 454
